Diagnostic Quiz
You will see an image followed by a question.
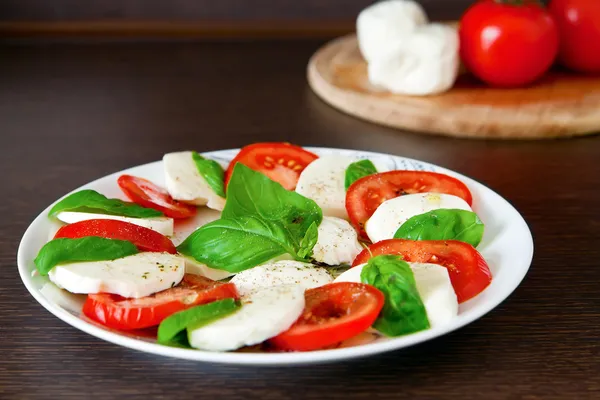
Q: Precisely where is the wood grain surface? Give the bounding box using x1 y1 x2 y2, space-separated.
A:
0 0 471 22
308 34 600 139
0 40 599 400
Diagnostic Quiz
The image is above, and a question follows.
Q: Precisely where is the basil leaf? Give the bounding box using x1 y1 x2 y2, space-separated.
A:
157 298 240 345
177 216 300 273
345 159 377 190
34 237 139 276
297 221 318 259
48 189 163 218
191 151 226 198
394 209 484 248
222 163 322 242
360 255 430 336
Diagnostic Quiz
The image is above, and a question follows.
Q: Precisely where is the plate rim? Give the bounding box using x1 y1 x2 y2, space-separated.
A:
17 146 534 366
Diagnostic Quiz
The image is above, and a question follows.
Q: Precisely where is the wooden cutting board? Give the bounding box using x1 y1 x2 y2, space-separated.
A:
308 34 600 139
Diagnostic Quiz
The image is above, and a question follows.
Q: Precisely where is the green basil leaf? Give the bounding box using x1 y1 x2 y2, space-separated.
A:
157 298 240 345
34 237 139 276
177 216 299 273
394 209 484 248
345 159 377 190
191 151 226 198
297 221 318 259
48 189 163 218
222 163 322 242
360 255 430 336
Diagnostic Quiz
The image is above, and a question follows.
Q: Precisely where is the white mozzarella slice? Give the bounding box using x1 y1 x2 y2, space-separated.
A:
365 192 471 243
333 264 364 284
334 262 457 328
56 211 174 237
170 207 221 247
313 216 363 266
409 262 458 327
296 155 354 219
367 23 459 96
187 285 305 351
357 0 428 63
230 260 332 296
48 252 185 299
182 256 235 281
163 151 226 211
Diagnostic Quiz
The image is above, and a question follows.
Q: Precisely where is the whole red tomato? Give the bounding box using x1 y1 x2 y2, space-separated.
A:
549 0 600 73
459 0 559 87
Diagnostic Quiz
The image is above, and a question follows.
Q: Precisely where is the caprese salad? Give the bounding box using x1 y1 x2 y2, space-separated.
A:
34 142 492 352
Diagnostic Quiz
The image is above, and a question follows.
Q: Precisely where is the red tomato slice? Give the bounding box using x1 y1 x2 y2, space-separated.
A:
346 171 473 238
353 239 492 303
82 274 239 331
54 219 177 254
117 175 197 219
269 282 384 351
224 142 318 190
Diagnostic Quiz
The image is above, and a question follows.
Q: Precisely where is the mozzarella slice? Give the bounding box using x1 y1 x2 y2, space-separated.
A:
367 24 459 96
48 252 185 298
296 155 354 219
163 151 226 211
409 262 458 327
357 0 428 63
187 285 305 351
183 256 235 281
313 217 363 266
334 262 458 328
365 192 471 243
56 211 174 237
230 260 332 296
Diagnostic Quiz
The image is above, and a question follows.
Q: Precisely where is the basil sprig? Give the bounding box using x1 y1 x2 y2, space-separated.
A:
34 237 139 276
191 151 226 198
178 216 315 273
157 298 240 346
49 189 163 219
222 163 322 240
394 209 484 247
345 159 377 190
178 163 322 272
360 255 430 337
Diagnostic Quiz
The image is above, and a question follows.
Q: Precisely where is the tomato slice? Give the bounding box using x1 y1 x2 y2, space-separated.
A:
54 219 177 254
82 274 239 331
224 142 318 190
346 171 473 238
353 239 491 303
269 282 384 351
117 175 197 219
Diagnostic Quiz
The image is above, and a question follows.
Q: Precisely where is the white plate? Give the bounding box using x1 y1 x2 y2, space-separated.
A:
17 147 534 366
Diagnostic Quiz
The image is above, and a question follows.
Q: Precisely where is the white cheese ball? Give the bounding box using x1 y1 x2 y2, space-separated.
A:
367 24 460 96
357 0 428 63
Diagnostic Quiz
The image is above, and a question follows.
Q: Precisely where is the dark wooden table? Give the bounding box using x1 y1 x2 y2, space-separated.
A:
1 39 599 400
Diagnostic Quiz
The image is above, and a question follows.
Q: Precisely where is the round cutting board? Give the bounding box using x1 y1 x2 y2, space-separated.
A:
308 34 600 139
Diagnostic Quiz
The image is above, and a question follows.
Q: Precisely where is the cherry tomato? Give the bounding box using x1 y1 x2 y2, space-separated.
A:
54 219 177 254
549 0 600 73
353 239 492 303
83 274 239 331
346 171 473 239
117 175 197 219
459 0 559 87
269 282 384 351
225 143 318 191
